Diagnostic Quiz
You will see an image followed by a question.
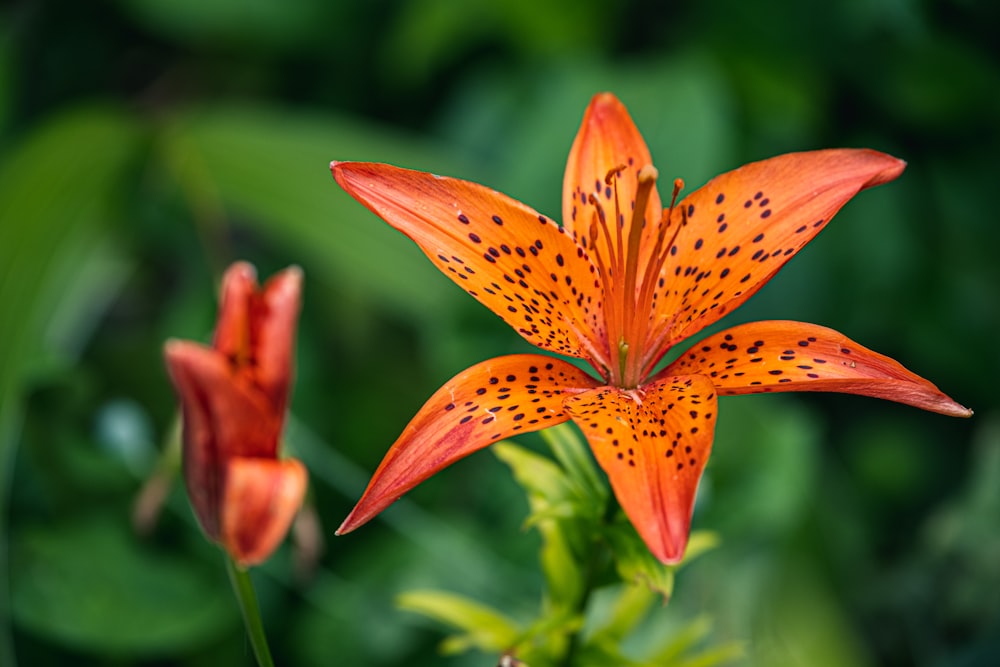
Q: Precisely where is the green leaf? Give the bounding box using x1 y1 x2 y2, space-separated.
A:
646 615 713 664
572 640 644 667
493 441 580 524
396 589 521 655
657 643 745 667
10 515 236 653
0 104 142 411
161 105 471 325
114 0 333 52
493 442 586 609
536 518 586 614
542 422 608 509
0 105 143 664
588 583 657 646
0 19 12 137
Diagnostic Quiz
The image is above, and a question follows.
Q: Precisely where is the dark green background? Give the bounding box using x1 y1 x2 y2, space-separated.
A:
2 0 997 665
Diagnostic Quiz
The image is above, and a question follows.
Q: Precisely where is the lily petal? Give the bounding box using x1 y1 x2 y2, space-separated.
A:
253 266 302 412
212 263 301 412
663 320 971 417
564 376 718 564
213 261 256 367
332 161 609 368
337 354 599 534
563 93 662 273
164 341 283 538
222 457 308 567
648 149 906 361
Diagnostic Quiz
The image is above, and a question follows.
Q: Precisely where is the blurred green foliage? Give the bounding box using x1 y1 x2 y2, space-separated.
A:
2 0 998 665
401 425 739 667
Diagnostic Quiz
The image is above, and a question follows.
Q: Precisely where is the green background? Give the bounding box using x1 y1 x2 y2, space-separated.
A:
2 0 997 665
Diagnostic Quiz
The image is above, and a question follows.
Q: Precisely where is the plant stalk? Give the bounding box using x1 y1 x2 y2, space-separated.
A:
225 555 276 667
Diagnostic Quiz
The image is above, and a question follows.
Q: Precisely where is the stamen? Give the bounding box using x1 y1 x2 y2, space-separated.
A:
605 164 627 185
590 185 622 380
613 164 658 387
669 178 684 211
623 165 659 305
629 176 687 383
586 193 607 226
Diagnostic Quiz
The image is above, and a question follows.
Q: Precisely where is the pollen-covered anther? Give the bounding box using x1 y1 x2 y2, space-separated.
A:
637 164 659 187
670 178 685 210
605 164 627 185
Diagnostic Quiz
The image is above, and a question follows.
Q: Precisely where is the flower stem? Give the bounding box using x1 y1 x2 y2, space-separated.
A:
560 544 601 667
225 555 276 667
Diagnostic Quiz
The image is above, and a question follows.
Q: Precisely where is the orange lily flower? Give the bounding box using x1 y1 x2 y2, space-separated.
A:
331 93 970 564
165 262 308 567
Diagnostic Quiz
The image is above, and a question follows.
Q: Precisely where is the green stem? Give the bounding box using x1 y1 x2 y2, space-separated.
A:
559 499 621 667
225 555 276 667
560 545 601 667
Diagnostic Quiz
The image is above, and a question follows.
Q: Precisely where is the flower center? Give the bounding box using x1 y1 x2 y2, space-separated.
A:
585 166 684 388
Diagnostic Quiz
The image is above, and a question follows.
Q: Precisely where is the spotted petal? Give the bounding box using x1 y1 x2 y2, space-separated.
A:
646 149 906 363
337 355 599 534
563 92 662 275
662 320 971 417
564 375 718 564
332 161 609 368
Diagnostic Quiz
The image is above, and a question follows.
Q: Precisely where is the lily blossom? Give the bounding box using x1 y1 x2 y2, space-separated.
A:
331 93 970 564
165 262 307 567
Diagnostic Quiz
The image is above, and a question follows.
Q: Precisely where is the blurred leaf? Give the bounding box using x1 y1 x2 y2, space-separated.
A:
396 589 521 655
875 36 1000 132
493 441 586 609
646 614 712 663
493 441 585 526
585 590 742 667
537 518 586 615
115 0 332 52
162 105 468 325
10 515 236 653
645 614 744 667
0 103 141 410
606 524 718 601
728 54 827 152
588 583 657 645
655 644 745 667
705 395 820 539
0 103 141 427
574 641 643 667
0 19 12 138
544 422 608 509
917 416 1000 629
438 56 737 215
750 562 873 667
381 0 606 86
0 103 142 665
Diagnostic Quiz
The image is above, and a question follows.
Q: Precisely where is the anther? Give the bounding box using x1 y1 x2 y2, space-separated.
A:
669 178 684 211
587 193 607 224
605 164 627 185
